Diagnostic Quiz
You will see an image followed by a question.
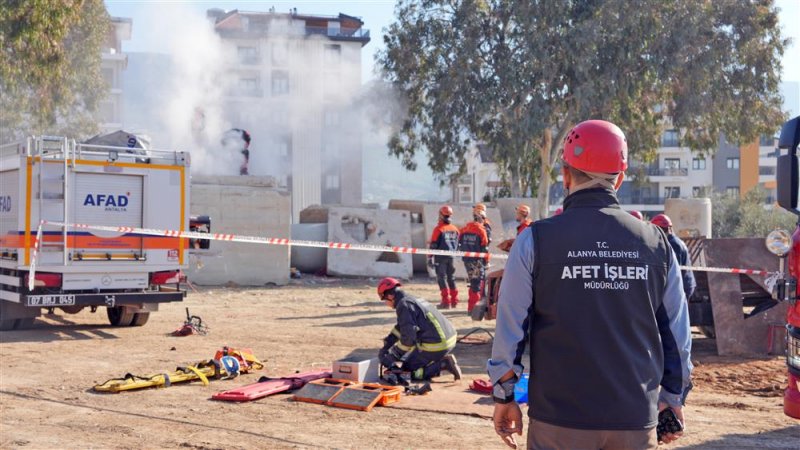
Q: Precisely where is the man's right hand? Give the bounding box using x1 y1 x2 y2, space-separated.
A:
493 402 523 448
658 402 685 445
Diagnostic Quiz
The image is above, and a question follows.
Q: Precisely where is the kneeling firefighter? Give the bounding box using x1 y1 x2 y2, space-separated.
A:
376 277 462 380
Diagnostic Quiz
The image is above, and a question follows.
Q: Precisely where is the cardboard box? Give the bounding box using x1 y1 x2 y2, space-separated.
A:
332 357 380 383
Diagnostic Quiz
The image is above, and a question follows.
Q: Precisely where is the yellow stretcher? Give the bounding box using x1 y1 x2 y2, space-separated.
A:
93 347 264 393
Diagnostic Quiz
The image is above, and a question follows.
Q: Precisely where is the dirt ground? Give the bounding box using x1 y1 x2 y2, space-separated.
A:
1 277 798 449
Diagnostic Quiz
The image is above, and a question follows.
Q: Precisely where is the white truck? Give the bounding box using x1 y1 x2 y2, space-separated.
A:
0 135 191 330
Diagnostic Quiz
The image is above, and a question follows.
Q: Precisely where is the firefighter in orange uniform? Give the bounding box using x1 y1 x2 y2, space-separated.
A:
429 205 460 308
459 211 490 313
515 205 533 236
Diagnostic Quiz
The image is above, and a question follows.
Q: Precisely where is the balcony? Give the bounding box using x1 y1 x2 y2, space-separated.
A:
305 26 370 42
646 167 688 180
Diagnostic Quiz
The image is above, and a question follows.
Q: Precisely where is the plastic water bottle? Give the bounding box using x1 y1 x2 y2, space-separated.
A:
514 373 530 403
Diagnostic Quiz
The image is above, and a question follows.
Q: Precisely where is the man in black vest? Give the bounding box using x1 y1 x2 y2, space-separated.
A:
488 120 692 449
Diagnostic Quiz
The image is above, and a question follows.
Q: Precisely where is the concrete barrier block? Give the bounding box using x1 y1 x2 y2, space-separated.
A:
327 207 413 278
187 177 290 286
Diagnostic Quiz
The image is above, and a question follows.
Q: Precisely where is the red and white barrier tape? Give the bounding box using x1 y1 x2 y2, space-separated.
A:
39 220 504 260
29 220 777 280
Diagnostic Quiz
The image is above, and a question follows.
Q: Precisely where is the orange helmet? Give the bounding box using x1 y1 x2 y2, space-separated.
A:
439 205 453 217
516 204 531 216
651 214 672 229
629 210 643 220
562 120 628 173
473 203 486 212
377 277 401 300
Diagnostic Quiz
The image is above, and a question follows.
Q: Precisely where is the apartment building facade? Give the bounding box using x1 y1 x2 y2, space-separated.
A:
208 9 370 221
98 17 132 133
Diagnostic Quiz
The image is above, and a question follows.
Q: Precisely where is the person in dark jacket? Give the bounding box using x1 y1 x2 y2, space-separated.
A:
376 277 461 380
652 214 697 301
489 120 692 449
459 212 490 313
429 205 460 308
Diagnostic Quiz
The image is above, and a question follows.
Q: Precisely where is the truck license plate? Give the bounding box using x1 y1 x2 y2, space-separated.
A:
26 294 76 306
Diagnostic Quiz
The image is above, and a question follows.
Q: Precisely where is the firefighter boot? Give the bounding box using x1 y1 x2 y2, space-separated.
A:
440 354 462 381
467 290 480 313
437 289 451 309
449 289 459 308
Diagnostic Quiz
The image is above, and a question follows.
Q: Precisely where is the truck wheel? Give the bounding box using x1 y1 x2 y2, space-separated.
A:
107 306 135 326
130 312 150 327
0 307 16 331
0 319 15 331
14 318 34 330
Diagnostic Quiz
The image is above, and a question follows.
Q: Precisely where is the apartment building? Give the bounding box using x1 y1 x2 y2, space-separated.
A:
98 17 132 133
208 9 370 221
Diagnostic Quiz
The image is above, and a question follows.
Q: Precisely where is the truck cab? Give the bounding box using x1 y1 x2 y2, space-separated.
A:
773 115 800 418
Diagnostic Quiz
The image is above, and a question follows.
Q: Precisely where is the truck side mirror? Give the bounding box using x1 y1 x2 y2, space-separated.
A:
777 116 800 216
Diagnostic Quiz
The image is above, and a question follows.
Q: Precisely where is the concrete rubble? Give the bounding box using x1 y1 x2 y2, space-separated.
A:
326 206 413 278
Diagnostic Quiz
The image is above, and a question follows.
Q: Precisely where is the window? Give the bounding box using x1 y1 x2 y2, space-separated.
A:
726 186 740 197
692 186 703 197
325 173 340 190
272 42 288 65
323 108 340 127
324 44 341 65
691 158 706 170
664 158 680 169
238 76 260 95
661 129 679 147
237 46 258 64
275 137 291 159
726 157 740 169
102 68 115 88
272 70 289 95
327 21 341 37
664 186 680 198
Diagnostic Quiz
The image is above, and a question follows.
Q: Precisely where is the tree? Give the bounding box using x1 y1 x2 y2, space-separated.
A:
712 188 797 238
380 0 786 218
0 0 110 143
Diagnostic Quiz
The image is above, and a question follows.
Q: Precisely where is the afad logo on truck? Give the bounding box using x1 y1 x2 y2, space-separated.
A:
83 192 130 212
0 196 11 213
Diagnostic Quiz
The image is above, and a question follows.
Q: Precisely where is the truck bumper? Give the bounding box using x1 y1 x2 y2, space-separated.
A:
22 290 186 308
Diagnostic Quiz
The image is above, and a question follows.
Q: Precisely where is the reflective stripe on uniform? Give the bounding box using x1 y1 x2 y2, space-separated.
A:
396 342 414 352
391 327 401 338
416 312 456 352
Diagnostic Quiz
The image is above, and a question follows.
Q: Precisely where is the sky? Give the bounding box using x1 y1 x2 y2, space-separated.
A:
106 0 800 84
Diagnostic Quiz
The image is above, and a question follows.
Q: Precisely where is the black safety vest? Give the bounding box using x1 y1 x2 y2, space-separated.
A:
527 188 671 430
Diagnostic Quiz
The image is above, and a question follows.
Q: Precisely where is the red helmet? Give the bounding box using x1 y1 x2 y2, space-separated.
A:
439 205 453 217
377 277 401 299
651 213 672 228
562 120 628 173
629 210 644 220
553 207 563 216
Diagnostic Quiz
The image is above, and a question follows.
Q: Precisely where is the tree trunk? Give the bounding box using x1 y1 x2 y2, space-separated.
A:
535 130 552 220
536 124 572 220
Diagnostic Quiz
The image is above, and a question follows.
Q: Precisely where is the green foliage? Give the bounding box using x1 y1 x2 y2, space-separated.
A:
0 0 110 142
380 0 787 219
711 188 797 238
